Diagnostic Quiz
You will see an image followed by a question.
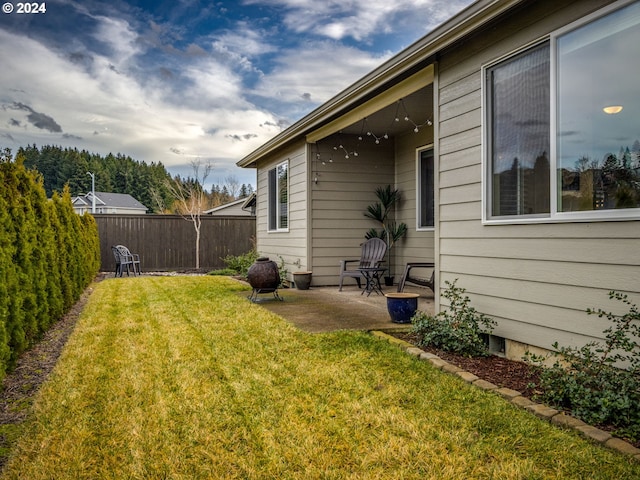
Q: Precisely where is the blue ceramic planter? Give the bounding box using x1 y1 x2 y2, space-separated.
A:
385 293 419 324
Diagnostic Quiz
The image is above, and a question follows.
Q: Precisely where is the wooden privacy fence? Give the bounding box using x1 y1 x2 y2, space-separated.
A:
94 214 256 272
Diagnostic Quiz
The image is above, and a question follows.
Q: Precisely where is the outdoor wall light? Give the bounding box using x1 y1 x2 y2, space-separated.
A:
603 105 623 114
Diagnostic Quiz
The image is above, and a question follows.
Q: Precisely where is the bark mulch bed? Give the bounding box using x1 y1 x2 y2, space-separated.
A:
393 331 640 450
392 332 540 398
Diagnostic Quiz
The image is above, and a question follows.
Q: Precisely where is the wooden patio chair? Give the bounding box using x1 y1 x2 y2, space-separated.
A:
112 244 141 277
338 238 387 291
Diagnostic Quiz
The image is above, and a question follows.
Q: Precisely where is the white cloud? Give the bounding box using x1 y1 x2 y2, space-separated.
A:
242 0 472 41
182 60 249 109
0 29 268 185
92 15 142 64
212 23 277 59
252 41 392 106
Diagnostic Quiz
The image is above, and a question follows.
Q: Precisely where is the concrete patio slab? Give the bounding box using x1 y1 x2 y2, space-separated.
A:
243 283 434 333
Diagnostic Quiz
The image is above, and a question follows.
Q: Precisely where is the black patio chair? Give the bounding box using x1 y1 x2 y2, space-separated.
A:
397 262 435 292
338 238 387 291
112 244 142 277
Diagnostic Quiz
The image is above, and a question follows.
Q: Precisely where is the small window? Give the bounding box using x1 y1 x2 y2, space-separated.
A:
268 161 288 231
418 148 434 228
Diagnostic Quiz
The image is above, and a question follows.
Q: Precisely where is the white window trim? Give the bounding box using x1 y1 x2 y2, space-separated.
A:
416 144 435 231
268 159 290 233
482 0 640 225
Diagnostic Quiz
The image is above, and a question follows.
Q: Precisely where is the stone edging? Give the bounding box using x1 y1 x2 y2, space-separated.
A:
371 330 640 461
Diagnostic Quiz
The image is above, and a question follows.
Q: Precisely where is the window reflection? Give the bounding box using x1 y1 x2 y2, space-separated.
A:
487 42 550 217
277 162 288 229
419 148 434 228
557 1 640 211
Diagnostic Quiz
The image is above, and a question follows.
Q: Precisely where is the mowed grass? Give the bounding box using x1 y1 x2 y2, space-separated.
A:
2 276 639 479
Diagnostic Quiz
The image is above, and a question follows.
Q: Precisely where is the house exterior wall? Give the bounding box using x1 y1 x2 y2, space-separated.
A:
394 127 435 281
310 136 395 286
436 0 638 355
255 140 308 280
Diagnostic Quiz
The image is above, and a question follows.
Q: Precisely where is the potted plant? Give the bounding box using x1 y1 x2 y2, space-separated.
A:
364 185 408 286
292 271 312 290
384 292 420 323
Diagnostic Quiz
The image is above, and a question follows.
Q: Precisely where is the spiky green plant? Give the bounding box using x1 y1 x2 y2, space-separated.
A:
364 185 408 277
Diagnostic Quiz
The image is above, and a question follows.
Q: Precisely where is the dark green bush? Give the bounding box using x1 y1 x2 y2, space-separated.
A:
411 279 496 357
526 291 640 441
0 149 100 379
221 249 259 276
208 268 239 276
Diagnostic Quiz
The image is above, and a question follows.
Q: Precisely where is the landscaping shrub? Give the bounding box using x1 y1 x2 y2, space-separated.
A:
526 291 640 442
208 268 239 276
0 149 100 379
218 251 288 287
411 279 496 357
221 249 259 276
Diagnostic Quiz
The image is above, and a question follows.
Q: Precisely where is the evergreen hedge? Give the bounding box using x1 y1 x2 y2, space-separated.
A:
0 149 100 380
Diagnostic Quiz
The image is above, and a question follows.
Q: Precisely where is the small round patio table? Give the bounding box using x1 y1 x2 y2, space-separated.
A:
358 267 386 296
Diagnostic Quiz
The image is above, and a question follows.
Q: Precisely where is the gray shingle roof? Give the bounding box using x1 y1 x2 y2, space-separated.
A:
75 192 147 210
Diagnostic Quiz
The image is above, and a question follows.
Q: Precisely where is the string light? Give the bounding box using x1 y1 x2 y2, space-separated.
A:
397 98 432 133
360 118 389 144
315 98 433 166
332 133 359 158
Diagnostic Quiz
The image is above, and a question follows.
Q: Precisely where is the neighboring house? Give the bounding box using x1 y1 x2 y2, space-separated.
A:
203 194 256 216
238 0 640 360
72 192 148 215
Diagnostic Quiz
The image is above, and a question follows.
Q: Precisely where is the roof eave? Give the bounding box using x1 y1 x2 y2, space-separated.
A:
236 0 524 169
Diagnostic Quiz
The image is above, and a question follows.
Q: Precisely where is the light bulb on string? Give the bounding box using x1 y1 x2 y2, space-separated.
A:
397 98 433 133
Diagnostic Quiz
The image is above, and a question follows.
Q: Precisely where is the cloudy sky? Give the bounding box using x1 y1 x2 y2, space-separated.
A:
0 0 473 188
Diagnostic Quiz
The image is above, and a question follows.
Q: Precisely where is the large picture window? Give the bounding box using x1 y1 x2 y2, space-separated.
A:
418 147 435 228
484 0 640 222
268 161 288 231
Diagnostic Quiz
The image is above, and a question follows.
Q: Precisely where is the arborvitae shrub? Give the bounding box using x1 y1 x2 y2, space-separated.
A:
0 151 100 379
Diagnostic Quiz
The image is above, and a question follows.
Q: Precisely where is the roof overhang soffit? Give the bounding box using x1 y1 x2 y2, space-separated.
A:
305 64 434 144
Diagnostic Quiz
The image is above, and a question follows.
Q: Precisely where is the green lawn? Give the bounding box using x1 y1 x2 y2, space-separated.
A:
1 276 639 479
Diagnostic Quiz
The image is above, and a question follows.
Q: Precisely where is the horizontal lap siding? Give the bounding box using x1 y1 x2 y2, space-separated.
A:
256 142 308 278
311 138 394 285
395 127 435 277
436 0 638 351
